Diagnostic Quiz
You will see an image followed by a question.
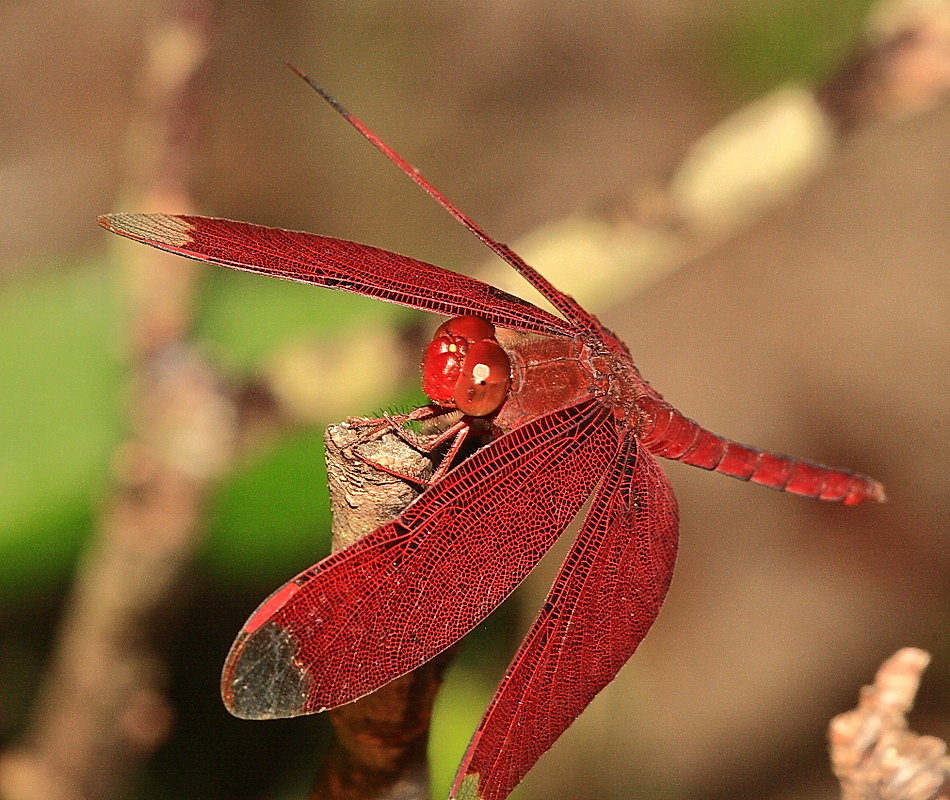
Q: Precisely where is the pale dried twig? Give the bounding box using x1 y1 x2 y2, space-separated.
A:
829 648 949 800
478 0 950 316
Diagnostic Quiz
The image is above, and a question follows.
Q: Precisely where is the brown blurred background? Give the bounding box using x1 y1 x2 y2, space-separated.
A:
0 1 946 799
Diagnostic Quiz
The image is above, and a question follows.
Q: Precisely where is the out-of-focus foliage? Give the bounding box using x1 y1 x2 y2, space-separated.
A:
718 0 878 95
0 261 122 597
0 256 423 594
195 267 412 369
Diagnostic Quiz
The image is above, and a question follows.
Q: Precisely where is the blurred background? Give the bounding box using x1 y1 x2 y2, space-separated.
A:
0 1 946 799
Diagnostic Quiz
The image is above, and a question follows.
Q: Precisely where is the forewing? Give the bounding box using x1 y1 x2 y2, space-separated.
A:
99 214 574 337
450 433 679 800
221 399 618 719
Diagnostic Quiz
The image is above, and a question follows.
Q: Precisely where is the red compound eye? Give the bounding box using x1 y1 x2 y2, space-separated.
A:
421 315 511 416
438 315 496 342
453 338 510 416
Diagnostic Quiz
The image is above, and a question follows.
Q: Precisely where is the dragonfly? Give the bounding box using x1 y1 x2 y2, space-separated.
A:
99 69 885 800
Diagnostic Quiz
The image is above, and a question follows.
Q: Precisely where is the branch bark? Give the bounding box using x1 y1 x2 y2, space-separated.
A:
309 423 453 800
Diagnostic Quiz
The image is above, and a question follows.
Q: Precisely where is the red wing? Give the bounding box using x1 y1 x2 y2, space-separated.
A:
221 399 619 719
450 434 678 800
98 214 574 337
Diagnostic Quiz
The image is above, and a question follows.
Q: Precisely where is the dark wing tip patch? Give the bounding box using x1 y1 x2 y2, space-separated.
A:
221 621 312 720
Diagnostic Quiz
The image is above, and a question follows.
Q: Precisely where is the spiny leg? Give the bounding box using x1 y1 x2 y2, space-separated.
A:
344 407 482 487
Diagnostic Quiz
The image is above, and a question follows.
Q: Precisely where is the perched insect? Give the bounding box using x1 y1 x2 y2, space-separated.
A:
99 68 885 800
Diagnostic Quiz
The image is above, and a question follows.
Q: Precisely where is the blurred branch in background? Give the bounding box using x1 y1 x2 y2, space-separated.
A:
0 3 226 799
830 648 949 800
0 1 440 797
479 0 950 316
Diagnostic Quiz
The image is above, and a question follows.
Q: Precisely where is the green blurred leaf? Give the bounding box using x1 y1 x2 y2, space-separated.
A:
0 249 426 597
202 375 426 587
430 664 494 799
717 0 876 97
203 427 332 585
0 259 123 593
195 267 413 369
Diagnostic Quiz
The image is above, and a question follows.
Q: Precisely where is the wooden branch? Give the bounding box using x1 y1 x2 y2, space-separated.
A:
830 648 949 800
309 422 452 800
818 0 950 132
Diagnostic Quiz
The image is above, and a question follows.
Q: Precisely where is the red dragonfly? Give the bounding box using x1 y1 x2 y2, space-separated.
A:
99 71 885 800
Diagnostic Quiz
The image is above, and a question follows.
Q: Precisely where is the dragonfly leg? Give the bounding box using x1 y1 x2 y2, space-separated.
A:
344 408 478 487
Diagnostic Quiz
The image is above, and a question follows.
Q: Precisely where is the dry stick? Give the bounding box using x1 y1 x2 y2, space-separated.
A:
818 0 950 133
309 424 453 800
829 648 949 800
0 4 221 800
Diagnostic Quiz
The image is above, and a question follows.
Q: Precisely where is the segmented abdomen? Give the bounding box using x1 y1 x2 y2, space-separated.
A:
637 396 885 505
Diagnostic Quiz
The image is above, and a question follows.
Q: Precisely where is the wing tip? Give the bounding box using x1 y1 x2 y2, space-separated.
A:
97 212 195 247
220 621 313 720
449 772 484 800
